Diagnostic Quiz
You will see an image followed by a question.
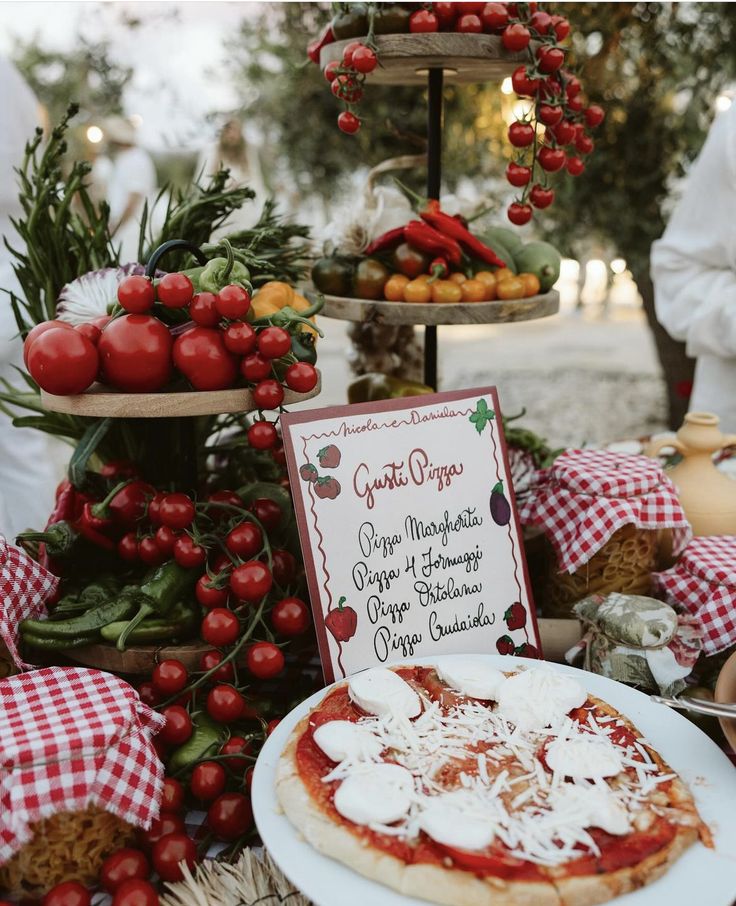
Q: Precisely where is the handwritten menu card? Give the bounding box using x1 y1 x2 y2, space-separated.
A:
280 387 540 683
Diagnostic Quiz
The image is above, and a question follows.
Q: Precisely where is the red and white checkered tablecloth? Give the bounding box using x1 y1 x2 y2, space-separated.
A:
519 449 692 574
0 535 58 668
0 666 165 863
653 535 736 655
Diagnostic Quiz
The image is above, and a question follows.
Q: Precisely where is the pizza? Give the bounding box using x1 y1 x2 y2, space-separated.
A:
276 660 710 906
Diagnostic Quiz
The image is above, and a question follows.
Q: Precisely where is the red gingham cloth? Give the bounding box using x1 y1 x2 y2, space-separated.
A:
653 535 736 655
0 535 58 668
519 449 692 574
0 666 165 863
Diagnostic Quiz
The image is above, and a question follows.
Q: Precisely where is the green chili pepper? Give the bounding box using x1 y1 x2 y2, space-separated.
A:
17 520 77 559
22 631 100 650
20 593 139 641
100 601 199 644
168 712 225 774
116 561 197 651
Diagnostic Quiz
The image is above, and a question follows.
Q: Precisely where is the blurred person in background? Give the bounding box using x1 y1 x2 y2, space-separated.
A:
0 58 61 537
104 115 156 262
652 102 736 430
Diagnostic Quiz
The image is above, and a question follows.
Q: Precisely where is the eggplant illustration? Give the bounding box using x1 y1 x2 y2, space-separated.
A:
490 481 511 526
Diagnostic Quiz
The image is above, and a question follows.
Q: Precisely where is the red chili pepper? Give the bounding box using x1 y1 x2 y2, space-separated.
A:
404 220 463 266
73 515 116 551
79 501 113 535
40 480 77 571
428 256 449 280
307 23 335 64
420 208 506 268
108 480 156 528
324 596 358 643
364 226 406 256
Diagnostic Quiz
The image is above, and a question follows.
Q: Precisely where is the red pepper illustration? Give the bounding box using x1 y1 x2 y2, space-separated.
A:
504 602 527 632
300 463 318 483
325 596 357 643
318 444 341 468
496 635 515 655
314 476 341 499
515 642 541 659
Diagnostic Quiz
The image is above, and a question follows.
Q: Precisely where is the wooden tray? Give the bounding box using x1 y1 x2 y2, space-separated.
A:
62 640 213 674
321 33 531 86
310 291 559 326
40 376 321 418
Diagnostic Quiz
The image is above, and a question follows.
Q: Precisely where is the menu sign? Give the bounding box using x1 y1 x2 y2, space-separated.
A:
281 388 540 682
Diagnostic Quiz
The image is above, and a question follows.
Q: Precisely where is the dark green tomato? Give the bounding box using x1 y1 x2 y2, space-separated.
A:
331 4 368 39
291 330 317 365
354 258 390 300
373 4 412 34
391 242 431 278
311 257 353 296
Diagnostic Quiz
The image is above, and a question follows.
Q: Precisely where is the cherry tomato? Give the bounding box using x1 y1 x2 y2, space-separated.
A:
118 532 139 562
152 660 188 697
138 535 165 566
566 155 585 176
324 60 340 82
567 94 585 113
230 561 273 603
284 362 318 393
502 23 530 51
252 379 285 410
220 736 252 769
226 521 263 558
496 276 526 300
110 481 156 527
223 321 257 355
173 327 238 391
272 597 310 636
337 111 360 134
211 552 233 573
23 319 74 368
332 75 362 103
552 15 570 40
538 103 563 126
351 45 377 73
199 649 235 682
257 326 291 360
410 9 438 31
481 1 509 31
138 681 159 708
146 491 164 525
215 285 251 320
511 65 540 96
247 420 278 450
244 766 255 789
248 497 281 532
75 322 102 345
585 104 605 128
189 291 220 326
457 12 482 32
27 328 99 395
507 202 533 225
530 184 555 209
460 278 487 302
433 2 456 28
111 879 159 906
100 460 139 479
159 706 192 745
403 279 432 304
207 792 253 841
42 881 91 906
207 684 245 722
173 534 207 568
383 273 410 301
272 549 297 586
508 121 534 147
201 608 240 646
341 40 363 66
538 146 566 172
100 848 150 892
99 315 173 392
272 444 287 467
247 641 285 679
266 718 281 735
566 74 582 97
159 493 195 530
190 761 226 801
529 9 553 34
156 273 193 309
151 832 197 882
240 353 272 382
537 45 564 73
575 133 594 155
117 275 155 313
154 524 178 555
431 280 462 304
553 119 576 144
196 574 229 608
206 490 244 519
139 812 185 847
506 162 531 186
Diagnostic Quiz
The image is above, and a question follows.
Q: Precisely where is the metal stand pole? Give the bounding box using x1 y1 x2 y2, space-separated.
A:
424 67 443 391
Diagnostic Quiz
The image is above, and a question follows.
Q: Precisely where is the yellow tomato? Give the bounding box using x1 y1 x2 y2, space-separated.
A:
474 271 497 301
460 279 487 303
384 274 410 301
518 272 541 297
494 267 515 284
414 274 431 284
431 280 463 303
448 272 467 285
496 277 526 300
403 279 432 304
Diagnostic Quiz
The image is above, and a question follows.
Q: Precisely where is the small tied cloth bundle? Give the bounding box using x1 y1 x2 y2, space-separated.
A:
0 666 165 864
653 535 736 655
566 593 703 696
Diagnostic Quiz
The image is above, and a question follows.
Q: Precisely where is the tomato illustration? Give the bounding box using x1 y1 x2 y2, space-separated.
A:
317 445 341 468
314 477 341 499
504 602 527 631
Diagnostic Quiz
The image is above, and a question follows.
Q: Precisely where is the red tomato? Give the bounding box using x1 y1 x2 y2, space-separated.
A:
206 490 244 519
284 362 318 393
196 575 229 608
159 493 195 530
271 549 297 586
159 706 192 745
42 881 91 906
117 275 155 313
575 133 594 155
152 660 188 697
324 60 340 82
100 460 139 479
567 93 585 113
481 1 509 31
244 766 254 789
537 45 564 73
139 812 185 847
511 64 540 96
240 353 272 382
230 561 273 603
502 23 530 51
23 319 74 367
506 162 531 187
173 327 238 391
151 832 197 882
538 103 563 126
247 420 278 450
207 684 245 722
147 491 165 525
154 524 178 555
201 608 240 646
118 532 139 562
156 273 193 309
199 649 235 682
27 328 99 395
266 718 281 735
552 119 576 144
138 535 165 566
457 12 482 32
257 326 292 360
585 104 605 128
337 111 360 134
173 534 207 568
75 322 102 345
191 761 226 800
138 681 160 708
528 9 553 34
161 776 185 812
247 641 284 679
272 445 287 467
332 75 362 103
248 497 281 532
111 879 159 906
272 597 310 636
551 14 570 40
433 2 456 28
223 321 257 355
110 481 156 527
507 202 533 225
508 121 534 147
351 45 377 73
566 155 585 176
98 315 173 392
538 146 566 172
530 184 555 209
253 379 284 410
220 736 252 769
189 292 220 327
215 285 251 320
341 40 363 66
207 793 253 841
100 847 150 892
410 9 438 31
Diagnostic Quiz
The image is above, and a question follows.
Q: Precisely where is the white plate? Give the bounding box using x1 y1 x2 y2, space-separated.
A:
253 655 736 906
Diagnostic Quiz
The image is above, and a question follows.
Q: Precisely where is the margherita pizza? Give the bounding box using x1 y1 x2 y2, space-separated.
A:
276 661 710 906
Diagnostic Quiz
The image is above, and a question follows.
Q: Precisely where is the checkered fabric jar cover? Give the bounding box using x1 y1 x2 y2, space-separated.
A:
0 666 165 863
519 449 692 573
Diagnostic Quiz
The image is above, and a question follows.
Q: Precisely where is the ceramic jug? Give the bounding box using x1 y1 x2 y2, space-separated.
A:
646 411 736 536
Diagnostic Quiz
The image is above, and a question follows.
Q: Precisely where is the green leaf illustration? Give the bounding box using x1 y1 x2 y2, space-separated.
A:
469 398 496 434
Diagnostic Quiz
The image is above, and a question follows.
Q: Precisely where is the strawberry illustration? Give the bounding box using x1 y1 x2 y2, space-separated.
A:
490 481 511 526
515 642 541 659
299 463 318 483
325 596 357 643
318 445 341 468
496 635 515 655
504 602 527 631
314 476 341 500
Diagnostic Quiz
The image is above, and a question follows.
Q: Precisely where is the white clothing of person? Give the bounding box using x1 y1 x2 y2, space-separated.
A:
651 105 736 431
108 146 157 262
197 141 266 232
0 59 62 538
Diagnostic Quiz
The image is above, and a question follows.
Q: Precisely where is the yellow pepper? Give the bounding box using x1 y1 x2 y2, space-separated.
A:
250 282 318 339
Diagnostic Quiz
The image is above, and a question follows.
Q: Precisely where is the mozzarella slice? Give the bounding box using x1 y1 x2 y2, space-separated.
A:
348 668 421 719
418 790 496 851
313 720 384 763
436 658 505 700
496 668 587 732
547 784 631 836
546 735 624 780
333 763 414 825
